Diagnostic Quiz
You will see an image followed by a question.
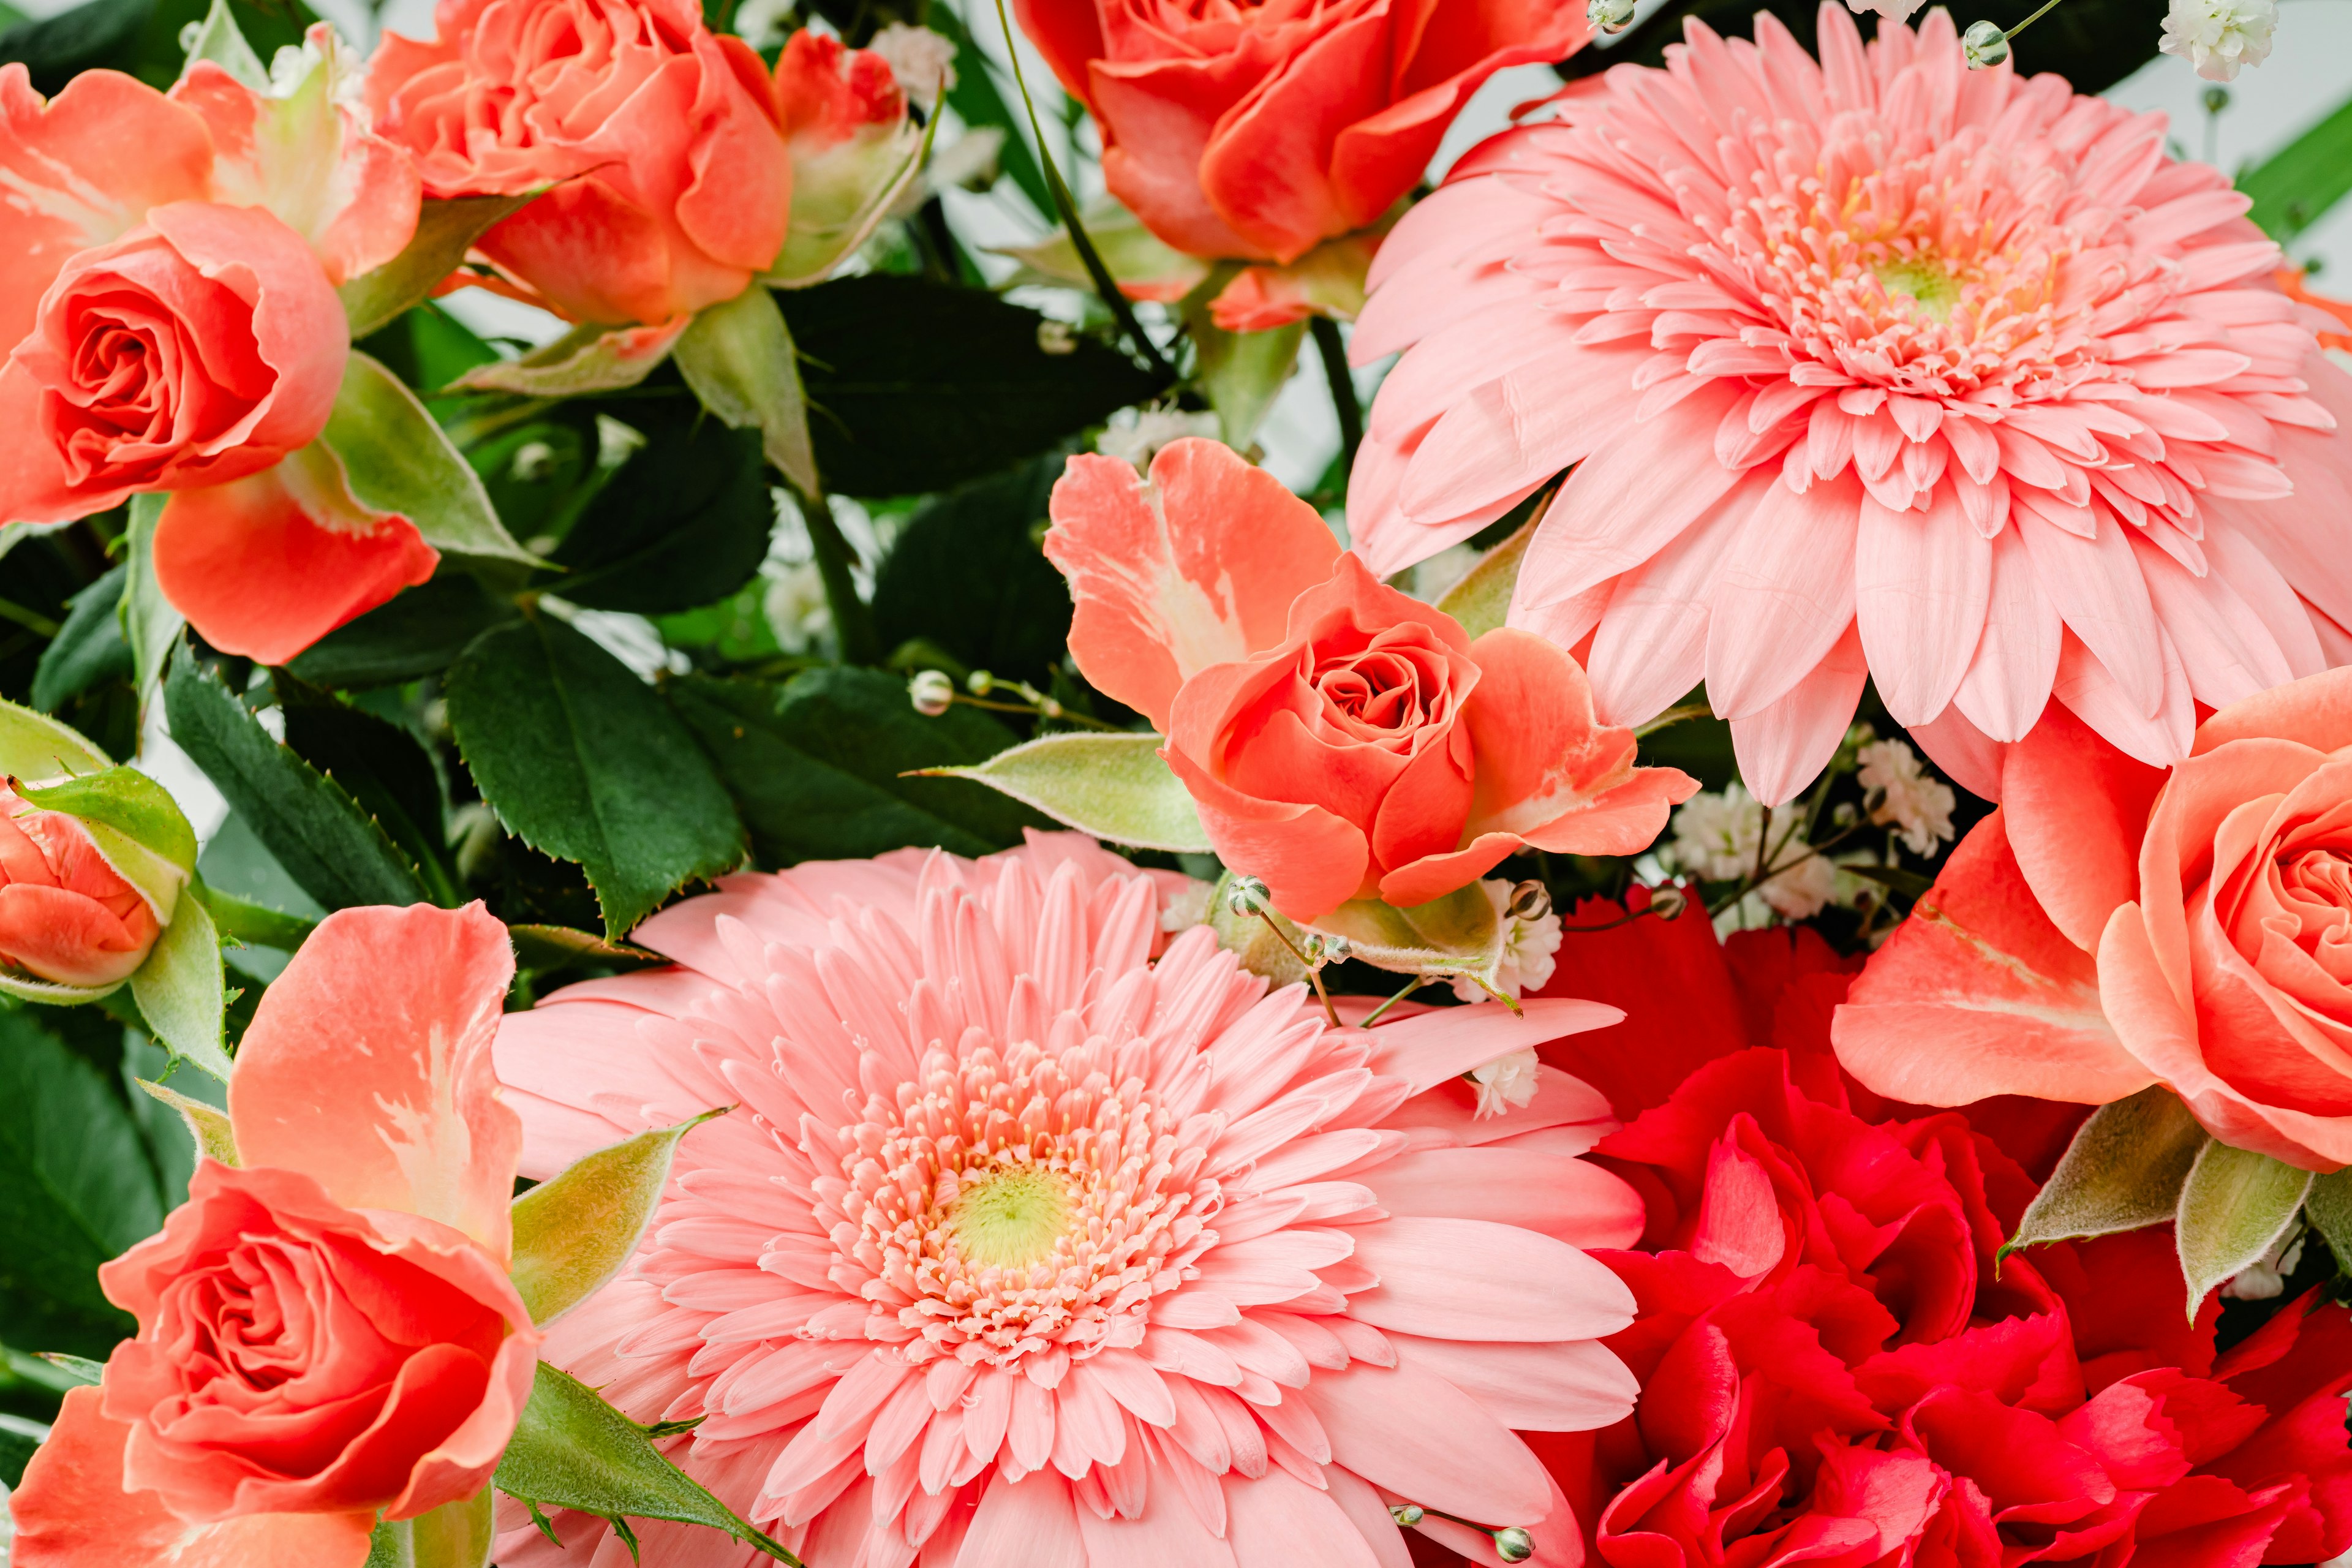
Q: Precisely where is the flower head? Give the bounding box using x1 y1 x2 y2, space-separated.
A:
1350 4 2352 804
0 783 161 989
489 834 1648 1566
2160 0 2277 81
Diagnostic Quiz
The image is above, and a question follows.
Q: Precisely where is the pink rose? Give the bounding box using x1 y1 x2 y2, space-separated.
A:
1836 669 2352 1169
10 904 540 1568
0 782 160 989
1045 438 1697 922
367 0 792 326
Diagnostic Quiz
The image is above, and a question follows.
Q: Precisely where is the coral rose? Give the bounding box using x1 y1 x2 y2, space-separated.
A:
1044 438 1698 923
0 782 161 989
10 903 540 1568
1836 669 2352 1169
367 0 791 326
1014 0 1586 265
1542 1044 2352 1568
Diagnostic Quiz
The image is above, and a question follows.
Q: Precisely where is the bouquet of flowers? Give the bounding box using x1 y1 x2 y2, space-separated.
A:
0 0 2348 1559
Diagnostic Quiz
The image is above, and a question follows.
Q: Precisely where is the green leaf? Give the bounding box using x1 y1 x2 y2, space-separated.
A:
2307 1167 2352 1274
915 732 1209 853
1184 274 1303 451
122 495 185 701
870 454 1073 688
510 1113 725 1325
2242 90 2352 243
0 0 309 96
454 320 683 397
31 567 131 715
1434 514 1537 641
286 575 519 690
494 1362 799 1562
0 1007 163 1357
2003 1085 2209 1259
1310 881 1506 985
135 1076 239 1166
275 674 459 907
535 395 773 616
341 196 533 340
668 668 1045 866
443 612 745 938
127 892 230 1079
776 274 1165 497
2176 1140 2312 1313
366 1488 494 1568
194 880 317 952
162 644 434 911
34 1353 102 1387
323 353 538 564
674 287 818 495
0 1412 48 1490
508 924 665 974
355 302 502 394
176 0 262 86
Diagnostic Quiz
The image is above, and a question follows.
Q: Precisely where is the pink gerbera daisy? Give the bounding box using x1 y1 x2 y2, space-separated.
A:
1348 4 2352 802
489 832 1646 1567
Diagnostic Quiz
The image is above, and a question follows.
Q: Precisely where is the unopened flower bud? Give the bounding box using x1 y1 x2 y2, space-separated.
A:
909 671 956 717
1225 876 1270 918
1962 19 2009 67
1588 0 1637 31
967 670 996 696
1647 884 1689 921
1507 879 1552 922
1494 1526 1536 1563
1305 932 1351 966
1388 1504 1425 1527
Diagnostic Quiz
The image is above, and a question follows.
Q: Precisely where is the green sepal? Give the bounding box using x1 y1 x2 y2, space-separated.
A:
453 321 683 398
2175 1140 2312 1316
1183 268 1303 450
128 892 232 1080
366 1487 495 1568
1434 512 1540 639
136 1077 240 1166
13 763 197 937
323 353 540 565
1311 881 1507 988
341 196 535 341
0 695 109 783
494 1362 801 1563
2305 1166 2352 1271
910 732 1211 853
509 1111 727 1326
2000 1085 2209 1262
673 287 819 497
177 0 267 88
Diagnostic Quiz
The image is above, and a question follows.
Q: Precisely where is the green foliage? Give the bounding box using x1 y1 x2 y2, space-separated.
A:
668 667 1047 866
2003 1085 2210 1257
162 645 435 911
872 456 1074 685
2175 1141 2312 1314
275 674 461 906
509 1114 723 1325
0 1007 162 1359
30 568 129 715
287 575 519 690
2241 89 2352 242
918 731 1210 853
778 274 1166 496
341 198 535 342
0 0 309 94
443 612 747 937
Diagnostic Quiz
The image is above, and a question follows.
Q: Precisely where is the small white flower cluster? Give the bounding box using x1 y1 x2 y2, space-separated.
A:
1159 878 1215 935
1858 737 1956 858
868 22 957 110
1452 877 1562 1004
2159 0 2277 83
763 561 832 653
1469 1050 1542 1119
1665 783 1838 920
1098 408 1222 471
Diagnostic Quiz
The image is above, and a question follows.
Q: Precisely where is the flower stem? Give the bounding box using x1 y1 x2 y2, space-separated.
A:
2003 0 2065 40
1360 974 1427 1027
799 491 881 666
1252 910 1341 1028
1310 316 1362 477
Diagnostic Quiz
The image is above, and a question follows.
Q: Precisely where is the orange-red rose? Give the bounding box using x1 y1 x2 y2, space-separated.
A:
0 782 160 989
1014 0 1587 264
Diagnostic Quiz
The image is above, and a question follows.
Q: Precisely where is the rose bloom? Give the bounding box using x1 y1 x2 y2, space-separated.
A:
11 904 541 1568
489 834 1647 1566
1044 439 1697 924
0 782 162 989
1515 903 2352 1568
0 57 435 665
1347 4 2352 805
368 0 792 326
1014 0 1585 266
1837 666 2352 1169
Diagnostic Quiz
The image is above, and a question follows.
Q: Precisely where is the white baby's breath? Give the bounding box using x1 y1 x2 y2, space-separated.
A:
2159 0 2277 82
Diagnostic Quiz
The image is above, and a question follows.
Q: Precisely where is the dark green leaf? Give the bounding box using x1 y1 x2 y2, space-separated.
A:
354 303 502 398
0 1006 161 1357
494 1362 797 1562
30 567 129 714
2004 1085 2209 1258
444 613 745 937
872 455 1072 685
0 0 308 94
2241 89 2352 242
286 575 519 690
274 675 459 906
777 274 1164 496
507 924 665 974
0 1414 46 1489
537 396 774 615
669 667 1046 866
162 644 434 911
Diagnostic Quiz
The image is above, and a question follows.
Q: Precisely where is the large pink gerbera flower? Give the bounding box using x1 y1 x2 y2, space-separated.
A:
1348 4 2352 802
489 832 1646 1567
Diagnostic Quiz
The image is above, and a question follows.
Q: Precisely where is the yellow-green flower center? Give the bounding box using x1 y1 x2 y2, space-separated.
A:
949 1167 1074 1270
1875 257 1961 323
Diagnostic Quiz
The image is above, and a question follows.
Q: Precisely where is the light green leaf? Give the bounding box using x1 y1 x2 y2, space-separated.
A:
366 1488 494 1568
122 496 186 703
2176 1140 2312 1315
510 1112 725 1326
176 0 266 87
673 287 818 496
322 353 537 564
0 694 109 783
35 1354 103 1387
1310 881 1505 985
2241 88 2352 241
1185 276 1303 450
2003 1085 2209 1259
2306 1166 2352 1271
341 195 534 340
913 732 1210 853
136 1077 239 1166
129 894 230 1080
494 1362 800 1562
1435 511 1541 639
453 320 686 398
